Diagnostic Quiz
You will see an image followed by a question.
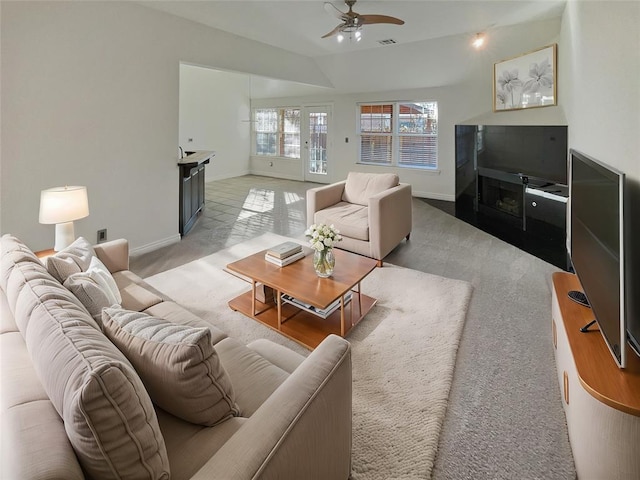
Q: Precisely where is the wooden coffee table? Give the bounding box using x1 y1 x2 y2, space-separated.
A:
226 248 378 349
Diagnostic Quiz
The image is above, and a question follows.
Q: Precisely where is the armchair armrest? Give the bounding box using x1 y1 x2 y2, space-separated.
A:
93 239 129 273
368 183 412 260
192 335 352 480
306 181 346 227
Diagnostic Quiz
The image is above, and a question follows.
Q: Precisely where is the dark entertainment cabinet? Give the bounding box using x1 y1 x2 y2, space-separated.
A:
476 167 568 233
455 125 569 269
178 151 214 236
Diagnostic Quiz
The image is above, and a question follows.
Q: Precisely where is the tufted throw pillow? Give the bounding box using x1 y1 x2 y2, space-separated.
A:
102 307 240 426
46 237 95 284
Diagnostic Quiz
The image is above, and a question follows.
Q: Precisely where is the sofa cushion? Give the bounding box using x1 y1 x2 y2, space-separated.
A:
314 202 369 241
214 337 290 417
113 270 166 311
103 307 240 426
18 293 169 479
45 236 95 283
342 171 399 206
144 301 228 345
157 411 246 480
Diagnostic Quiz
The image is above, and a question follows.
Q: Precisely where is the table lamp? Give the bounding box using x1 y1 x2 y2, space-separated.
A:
39 186 89 251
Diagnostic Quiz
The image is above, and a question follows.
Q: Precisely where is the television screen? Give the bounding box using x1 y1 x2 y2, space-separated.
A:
569 149 626 367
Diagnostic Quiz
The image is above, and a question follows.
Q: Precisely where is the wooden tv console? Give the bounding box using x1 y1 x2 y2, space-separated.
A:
551 272 640 479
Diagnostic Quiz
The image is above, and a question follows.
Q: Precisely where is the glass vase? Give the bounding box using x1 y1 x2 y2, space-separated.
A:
313 248 335 278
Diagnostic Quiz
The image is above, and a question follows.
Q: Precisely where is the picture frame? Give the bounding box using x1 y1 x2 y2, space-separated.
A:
493 44 557 112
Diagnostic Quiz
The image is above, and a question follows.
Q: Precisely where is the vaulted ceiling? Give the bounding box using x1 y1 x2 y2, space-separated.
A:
140 1 567 97
141 0 566 57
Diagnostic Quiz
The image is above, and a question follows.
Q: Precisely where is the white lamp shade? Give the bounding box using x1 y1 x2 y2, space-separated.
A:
39 186 89 224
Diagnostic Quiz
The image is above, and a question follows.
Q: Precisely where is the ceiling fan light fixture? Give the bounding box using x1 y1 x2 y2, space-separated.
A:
337 33 345 42
322 0 404 42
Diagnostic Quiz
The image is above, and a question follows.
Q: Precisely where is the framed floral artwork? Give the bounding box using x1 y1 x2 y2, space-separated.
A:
493 44 557 111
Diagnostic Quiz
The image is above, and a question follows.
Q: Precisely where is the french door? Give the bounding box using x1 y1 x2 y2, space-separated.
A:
302 105 331 183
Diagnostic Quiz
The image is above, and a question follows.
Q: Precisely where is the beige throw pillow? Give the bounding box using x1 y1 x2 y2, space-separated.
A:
342 171 400 206
46 236 95 284
102 307 240 426
63 256 121 324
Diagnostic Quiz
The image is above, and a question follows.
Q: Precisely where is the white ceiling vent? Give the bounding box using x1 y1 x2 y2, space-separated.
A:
378 39 397 45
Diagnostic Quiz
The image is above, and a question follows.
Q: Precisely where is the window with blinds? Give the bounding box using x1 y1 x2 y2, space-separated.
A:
254 108 300 158
358 102 438 169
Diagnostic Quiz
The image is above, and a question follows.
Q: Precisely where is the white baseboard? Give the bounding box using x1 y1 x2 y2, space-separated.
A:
249 169 303 181
206 169 250 183
412 191 455 202
130 234 181 256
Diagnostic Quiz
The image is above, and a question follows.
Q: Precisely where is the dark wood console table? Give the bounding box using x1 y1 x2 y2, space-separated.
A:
178 151 214 236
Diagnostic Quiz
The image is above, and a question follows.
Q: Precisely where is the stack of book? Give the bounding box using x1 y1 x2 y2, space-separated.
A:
281 292 353 319
264 241 305 267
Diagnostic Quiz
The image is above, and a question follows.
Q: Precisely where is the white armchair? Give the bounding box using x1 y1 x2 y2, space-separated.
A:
306 172 412 265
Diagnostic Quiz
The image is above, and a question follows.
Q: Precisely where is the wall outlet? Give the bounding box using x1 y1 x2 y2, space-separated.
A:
97 229 107 243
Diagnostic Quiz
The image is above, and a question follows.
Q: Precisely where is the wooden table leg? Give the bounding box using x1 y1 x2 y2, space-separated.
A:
340 295 345 337
251 280 256 317
277 289 282 330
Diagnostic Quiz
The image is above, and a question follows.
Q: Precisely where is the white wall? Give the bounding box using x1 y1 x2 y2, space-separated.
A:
559 0 640 331
251 18 563 200
559 1 640 179
179 65 251 181
0 1 330 253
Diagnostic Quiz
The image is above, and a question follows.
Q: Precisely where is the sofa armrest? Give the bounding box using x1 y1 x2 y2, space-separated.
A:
306 181 346 227
368 183 412 260
93 238 129 273
191 335 352 480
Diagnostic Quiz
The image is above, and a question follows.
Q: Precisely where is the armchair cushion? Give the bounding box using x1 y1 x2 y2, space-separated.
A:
342 172 399 206
313 202 369 241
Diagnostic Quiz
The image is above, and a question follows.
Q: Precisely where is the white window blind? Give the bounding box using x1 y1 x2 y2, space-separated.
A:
254 108 300 158
359 104 393 165
358 101 438 169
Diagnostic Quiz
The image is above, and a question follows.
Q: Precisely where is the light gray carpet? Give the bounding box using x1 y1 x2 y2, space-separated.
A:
384 203 577 480
144 233 473 479
130 175 577 479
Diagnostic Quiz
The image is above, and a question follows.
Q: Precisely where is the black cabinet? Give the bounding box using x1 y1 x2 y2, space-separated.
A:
179 156 210 236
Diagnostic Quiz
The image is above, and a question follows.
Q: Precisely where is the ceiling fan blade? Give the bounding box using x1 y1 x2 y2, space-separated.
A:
360 14 405 26
324 2 347 20
321 24 344 39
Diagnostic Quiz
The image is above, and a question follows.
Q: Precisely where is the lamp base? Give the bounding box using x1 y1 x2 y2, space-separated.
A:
54 221 76 251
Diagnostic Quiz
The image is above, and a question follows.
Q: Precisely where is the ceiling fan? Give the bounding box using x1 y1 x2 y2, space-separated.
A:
322 0 405 41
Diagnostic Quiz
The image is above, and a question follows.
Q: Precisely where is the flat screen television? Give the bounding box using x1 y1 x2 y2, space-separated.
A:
569 149 627 367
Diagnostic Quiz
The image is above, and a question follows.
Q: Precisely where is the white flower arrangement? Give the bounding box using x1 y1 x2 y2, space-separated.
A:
305 223 342 252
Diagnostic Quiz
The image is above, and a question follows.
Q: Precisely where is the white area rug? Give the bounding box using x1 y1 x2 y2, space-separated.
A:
144 233 473 479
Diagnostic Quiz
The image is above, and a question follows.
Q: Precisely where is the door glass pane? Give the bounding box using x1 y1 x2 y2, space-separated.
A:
308 112 327 175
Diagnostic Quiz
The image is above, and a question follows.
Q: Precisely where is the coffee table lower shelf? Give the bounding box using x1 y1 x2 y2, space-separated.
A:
228 290 377 350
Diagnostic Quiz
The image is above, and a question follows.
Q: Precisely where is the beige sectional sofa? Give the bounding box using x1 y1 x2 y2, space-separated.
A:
0 234 352 479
